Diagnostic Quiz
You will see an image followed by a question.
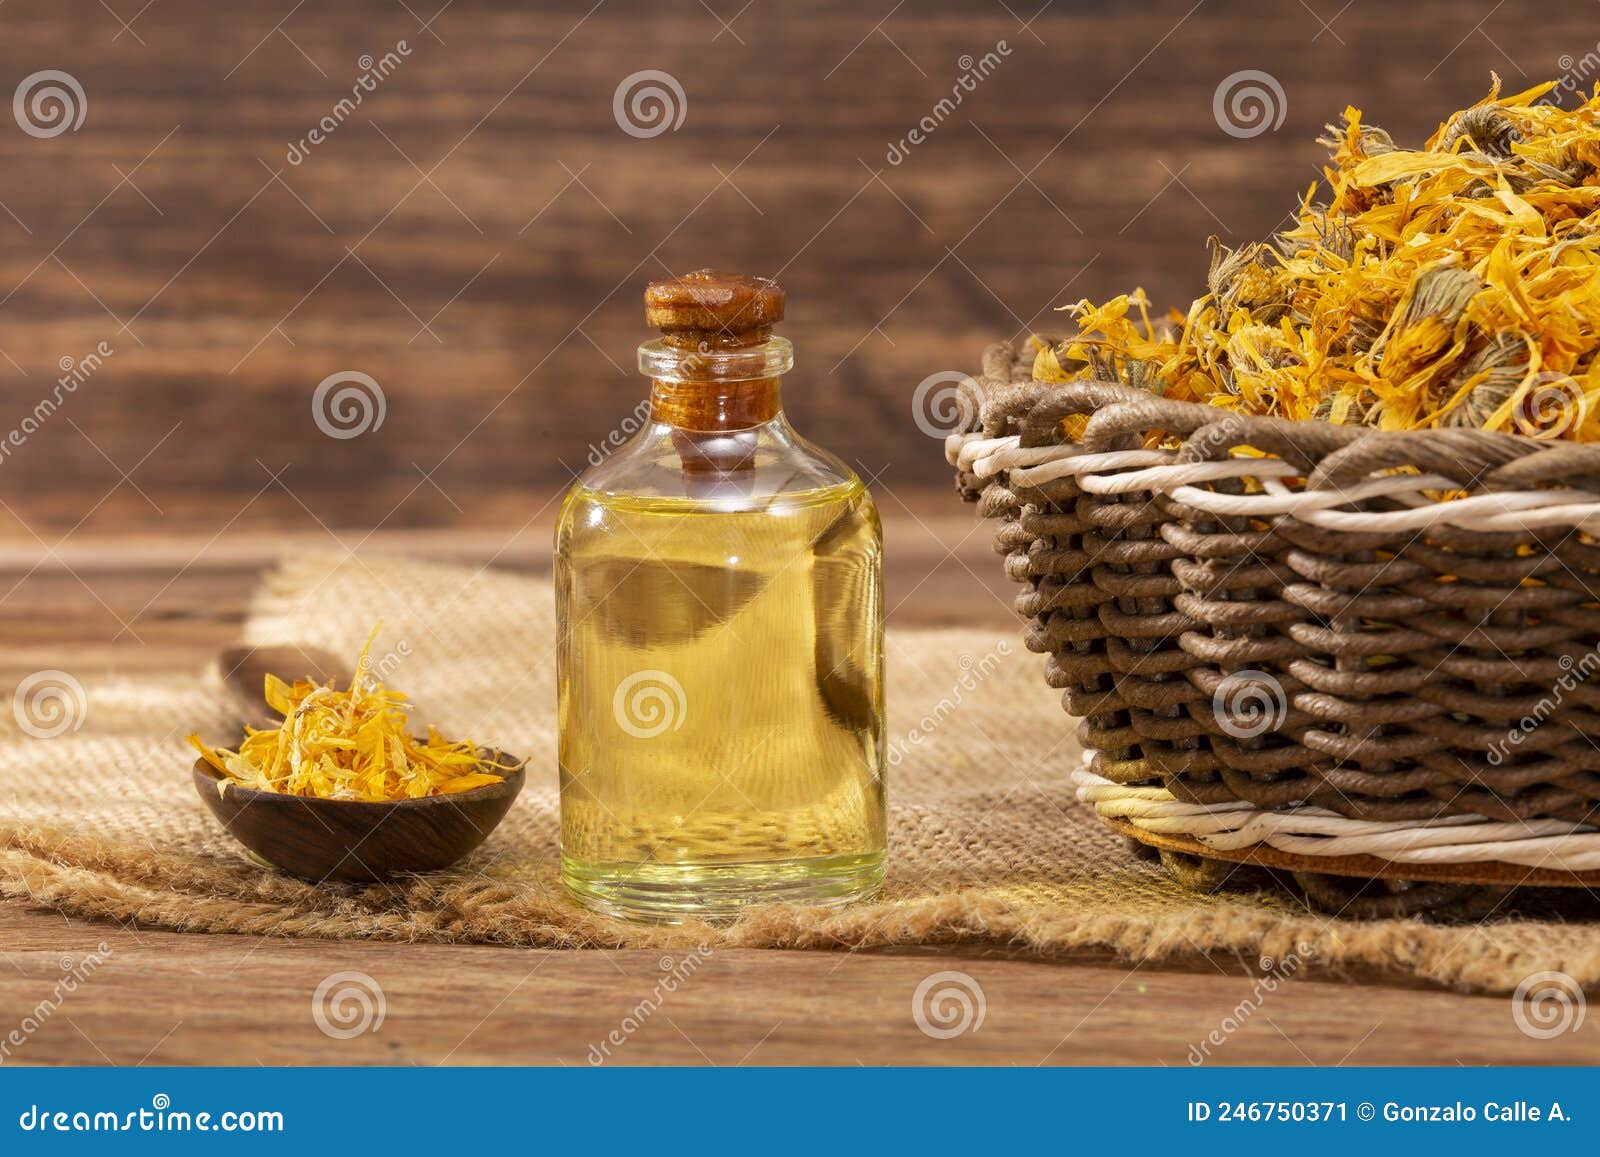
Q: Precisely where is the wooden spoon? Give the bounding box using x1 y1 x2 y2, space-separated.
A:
192 644 525 884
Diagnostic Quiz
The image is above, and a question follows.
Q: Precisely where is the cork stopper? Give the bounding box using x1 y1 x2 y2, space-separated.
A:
644 269 785 350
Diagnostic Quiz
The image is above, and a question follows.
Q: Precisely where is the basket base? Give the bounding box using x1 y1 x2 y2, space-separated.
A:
1101 815 1600 888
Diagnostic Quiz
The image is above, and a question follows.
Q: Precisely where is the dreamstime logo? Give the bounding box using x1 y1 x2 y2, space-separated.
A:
1187 947 1311 1064
613 70 687 139
912 371 980 438
1512 971 1586 1040
1547 48 1600 106
311 970 386 1039
1177 413 1250 462
1213 70 1286 139
587 397 653 467
0 941 111 1065
1211 669 1287 739
359 638 412 685
0 340 113 470
885 39 1011 164
312 371 386 439
612 669 687 739
286 41 412 164
911 970 986 1039
12 670 87 739
585 944 713 1065
13 70 87 138
1514 371 1588 439
887 641 1012 767
1488 648 1600 766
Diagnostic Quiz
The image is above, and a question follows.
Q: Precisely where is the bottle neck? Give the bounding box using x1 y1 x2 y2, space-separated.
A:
649 377 782 432
638 335 794 433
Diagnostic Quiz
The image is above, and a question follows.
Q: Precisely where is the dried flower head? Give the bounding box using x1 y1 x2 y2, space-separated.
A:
189 627 518 802
1043 75 1600 443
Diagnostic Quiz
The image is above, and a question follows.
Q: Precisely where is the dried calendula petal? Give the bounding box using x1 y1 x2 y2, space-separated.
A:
1046 74 1600 442
188 626 521 802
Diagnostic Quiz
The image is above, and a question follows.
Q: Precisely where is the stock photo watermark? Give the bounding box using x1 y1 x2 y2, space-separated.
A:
586 946 714 1064
1187 948 1310 1065
363 638 413 685
286 41 413 165
0 341 113 468
587 397 654 467
1544 47 1600 105
1211 669 1288 740
1176 412 1252 462
1212 69 1287 139
311 971 386 1040
13 70 86 139
911 370 981 439
887 642 1011 767
1512 371 1589 439
613 70 687 139
613 670 687 740
885 40 1011 165
1511 971 1586 1040
17 1095 284 1134
11 670 88 740
312 370 387 439
911 970 986 1039
0 943 113 1065
1487 648 1599 766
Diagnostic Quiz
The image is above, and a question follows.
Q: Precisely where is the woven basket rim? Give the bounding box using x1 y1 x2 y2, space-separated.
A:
975 340 1600 494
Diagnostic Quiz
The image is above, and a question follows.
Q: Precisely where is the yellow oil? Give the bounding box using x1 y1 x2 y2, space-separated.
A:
555 478 886 921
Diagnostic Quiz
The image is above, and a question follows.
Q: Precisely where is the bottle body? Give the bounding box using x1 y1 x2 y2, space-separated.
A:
555 413 886 922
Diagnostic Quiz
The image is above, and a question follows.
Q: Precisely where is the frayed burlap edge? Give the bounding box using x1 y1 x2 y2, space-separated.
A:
6 823 1598 993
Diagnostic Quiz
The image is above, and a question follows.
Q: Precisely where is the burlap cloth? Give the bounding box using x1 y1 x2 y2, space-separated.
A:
3 552 1598 993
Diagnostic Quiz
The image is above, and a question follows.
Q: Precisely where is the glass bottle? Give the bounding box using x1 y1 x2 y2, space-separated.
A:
555 270 886 922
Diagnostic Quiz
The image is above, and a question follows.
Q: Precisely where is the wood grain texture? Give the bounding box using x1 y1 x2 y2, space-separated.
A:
0 0 1583 533
0 504 1015 663
5 905 1595 1067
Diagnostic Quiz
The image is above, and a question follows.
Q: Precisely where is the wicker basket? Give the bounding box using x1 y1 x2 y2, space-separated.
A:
947 341 1600 836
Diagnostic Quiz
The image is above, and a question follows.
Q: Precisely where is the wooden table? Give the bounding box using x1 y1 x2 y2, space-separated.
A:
0 517 1586 1066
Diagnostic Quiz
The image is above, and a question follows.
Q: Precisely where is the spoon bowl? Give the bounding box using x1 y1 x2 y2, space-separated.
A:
192 754 524 883
194 644 525 883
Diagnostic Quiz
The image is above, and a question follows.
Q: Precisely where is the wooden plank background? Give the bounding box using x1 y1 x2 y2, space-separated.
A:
0 0 1584 534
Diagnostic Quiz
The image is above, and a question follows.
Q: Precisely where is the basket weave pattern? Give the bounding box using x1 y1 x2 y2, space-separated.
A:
949 342 1600 827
